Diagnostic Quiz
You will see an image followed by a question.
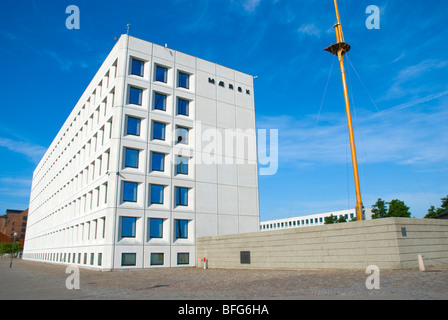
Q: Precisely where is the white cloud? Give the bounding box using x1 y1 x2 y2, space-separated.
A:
0 137 46 164
257 101 448 168
242 0 261 13
297 24 321 37
383 59 448 100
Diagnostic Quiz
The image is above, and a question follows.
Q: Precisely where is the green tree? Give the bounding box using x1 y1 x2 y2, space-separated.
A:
324 214 338 224
424 206 439 219
441 195 448 210
336 215 347 223
424 195 448 219
0 242 22 256
371 198 388 219
387 199 411 218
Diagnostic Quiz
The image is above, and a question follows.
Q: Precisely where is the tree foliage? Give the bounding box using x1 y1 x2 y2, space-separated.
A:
324 214 338 224
371 198 411 219
387 199 411 218
371 198 388 219
424 195 448 219
0 242 22 256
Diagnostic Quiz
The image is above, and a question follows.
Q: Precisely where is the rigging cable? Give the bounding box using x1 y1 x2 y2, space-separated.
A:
287 56 336 217
345 56 432 209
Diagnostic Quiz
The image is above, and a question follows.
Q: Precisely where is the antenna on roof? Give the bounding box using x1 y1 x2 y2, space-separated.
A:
126 24 131 36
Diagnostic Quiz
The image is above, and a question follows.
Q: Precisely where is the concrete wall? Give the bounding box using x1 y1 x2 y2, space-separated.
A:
197 218 448 270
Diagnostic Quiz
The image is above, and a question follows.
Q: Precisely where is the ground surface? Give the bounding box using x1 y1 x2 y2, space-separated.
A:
1 258 447 300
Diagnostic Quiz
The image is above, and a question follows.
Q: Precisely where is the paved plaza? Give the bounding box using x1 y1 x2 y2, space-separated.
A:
1 258 447 300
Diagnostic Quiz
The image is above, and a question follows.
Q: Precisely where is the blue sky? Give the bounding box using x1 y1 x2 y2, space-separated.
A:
0 0 447 220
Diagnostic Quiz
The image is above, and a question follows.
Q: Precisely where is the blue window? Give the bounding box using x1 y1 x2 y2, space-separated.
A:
178 72 190 89
175 187 188 206
150 185 164 204
153 122 166 140
177 253 189 265
149 218 163 238
121 253 136 266
176 127 189 145
176 156 188 175
124 148 139 168
129 87 143 105
123 182 138 202
131 58 144 77
126 116 141 136
151 152 165 172
154 92 167 111
177 98 189 116
121 217 136 238
155 65 167 83
175 219 188 239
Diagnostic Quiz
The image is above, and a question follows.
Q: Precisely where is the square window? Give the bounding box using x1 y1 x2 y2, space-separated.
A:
151 253 164 266
124 148 139 168
131 58 144 77
149 218 163 238
177 98 189 116
178 72 190 89
150 185 164 204
121 253 136 266
121 217 136 238
177 252 189 265
176 156 188 175
176 127 189 145
154 92 167 111
155 65 167 83
153 122 166 140
175 219 188 239
151 152 165 171
129 87 143 105
123 182 138 202
126 116 141 136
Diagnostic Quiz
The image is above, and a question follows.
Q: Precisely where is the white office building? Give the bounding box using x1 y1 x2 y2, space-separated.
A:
260 208 373 231
23 35 260 269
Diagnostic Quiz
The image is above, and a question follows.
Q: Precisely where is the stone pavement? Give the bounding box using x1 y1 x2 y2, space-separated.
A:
1 258 447 300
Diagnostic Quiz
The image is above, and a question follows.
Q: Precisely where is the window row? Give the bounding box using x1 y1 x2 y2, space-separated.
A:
121 217 189 240
122 182 189 207
125 115 191 145
130 57 191 90
30 251 103 267
31 117 112 217
124 147 189 175
121 252 190 267
33 61 116 192
260 213 356 230
128 87 192 118
32 149 110 223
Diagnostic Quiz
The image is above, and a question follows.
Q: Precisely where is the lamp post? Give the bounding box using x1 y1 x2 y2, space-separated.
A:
9 232 18 268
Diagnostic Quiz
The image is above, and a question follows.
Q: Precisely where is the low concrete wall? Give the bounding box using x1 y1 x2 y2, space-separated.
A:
196 218 448 270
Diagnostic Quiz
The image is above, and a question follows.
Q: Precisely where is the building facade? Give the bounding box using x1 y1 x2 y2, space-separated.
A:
260 208 373 231
23 35 259 270
0 209 28 243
